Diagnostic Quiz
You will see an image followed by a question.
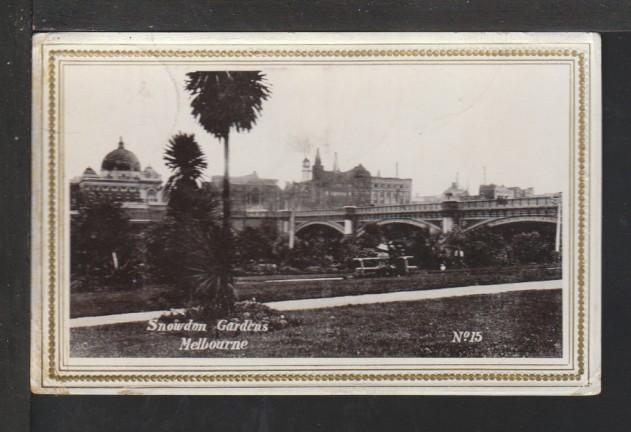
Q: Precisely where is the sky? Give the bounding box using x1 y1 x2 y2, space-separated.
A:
63 61 570 196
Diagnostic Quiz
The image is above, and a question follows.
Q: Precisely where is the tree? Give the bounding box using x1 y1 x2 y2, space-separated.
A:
510 231 554 264
163 132 207 217
70 196 136 289
462 227 509 267
146 184 221 287
288 226 343 270
185 71 271 314
148 133 222 305
401 229 442 269
357 223 384 249
234 226 276 265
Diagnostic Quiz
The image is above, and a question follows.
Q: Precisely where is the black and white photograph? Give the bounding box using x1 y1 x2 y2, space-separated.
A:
30 33 601 394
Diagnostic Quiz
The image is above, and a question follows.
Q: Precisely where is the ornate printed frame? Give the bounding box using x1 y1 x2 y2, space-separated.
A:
31 33 601 395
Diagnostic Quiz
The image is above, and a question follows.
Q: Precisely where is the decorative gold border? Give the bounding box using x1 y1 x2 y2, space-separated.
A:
44 47 588 385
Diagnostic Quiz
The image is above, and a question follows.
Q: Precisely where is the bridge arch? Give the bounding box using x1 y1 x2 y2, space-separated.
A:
294 220 346 236
463 216 558 233
356 218 442 236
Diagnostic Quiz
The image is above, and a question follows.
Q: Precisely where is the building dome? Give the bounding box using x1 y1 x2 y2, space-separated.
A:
143 165 160 179
442 181 468 201
350 164 370 178
82 167 97 177
101 138 141 172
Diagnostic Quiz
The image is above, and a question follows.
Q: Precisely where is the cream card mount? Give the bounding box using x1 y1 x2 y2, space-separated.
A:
31 33 601 395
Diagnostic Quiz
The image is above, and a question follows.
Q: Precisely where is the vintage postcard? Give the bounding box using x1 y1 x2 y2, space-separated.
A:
31 33 601 395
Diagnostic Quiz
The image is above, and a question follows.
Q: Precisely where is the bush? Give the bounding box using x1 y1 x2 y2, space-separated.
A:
510 231 554 264
159 300 300 330
278 265 301 274
70 196 143 291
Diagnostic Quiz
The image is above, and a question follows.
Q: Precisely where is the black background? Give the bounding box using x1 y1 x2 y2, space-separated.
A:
2 1 631 431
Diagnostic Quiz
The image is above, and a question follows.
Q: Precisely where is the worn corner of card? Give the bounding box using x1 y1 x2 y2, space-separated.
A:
30 32 601 395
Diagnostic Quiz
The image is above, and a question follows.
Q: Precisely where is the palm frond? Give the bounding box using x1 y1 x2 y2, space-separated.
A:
163 132 207 195
185 71 271 139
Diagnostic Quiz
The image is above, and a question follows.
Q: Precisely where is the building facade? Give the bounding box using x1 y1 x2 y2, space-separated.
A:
210 171 284 212
286 149 412 210
478 184 535 200
413 181 535 203
70 138 166 222
370 176 413 205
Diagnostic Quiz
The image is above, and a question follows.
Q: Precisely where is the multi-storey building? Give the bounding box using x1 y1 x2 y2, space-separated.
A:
70 138 166 222
286 149 412 210
369 176 413 205
210 171 284 212
478 184 535 200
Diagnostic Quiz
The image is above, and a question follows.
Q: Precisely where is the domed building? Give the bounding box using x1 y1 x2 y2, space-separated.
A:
70 138 166 221
101 140 142 172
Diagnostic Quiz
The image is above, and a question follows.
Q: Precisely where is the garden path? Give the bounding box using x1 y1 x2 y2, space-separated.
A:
265 279 561 311
69 279 561 328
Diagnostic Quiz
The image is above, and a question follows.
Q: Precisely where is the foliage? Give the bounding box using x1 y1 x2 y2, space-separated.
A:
163 132 208 215
185 71 271 140
71 264 561 318
357 223 384 249
510 231 554 264
354 223 442 269
148 135 223 308
185 71 272 316
461 227 510 268
234 220 281 266
164 300 298 334
146 217 191 286
289 226 343 269
185 225 235 317
146 196 224 307
226 221 558 277
70 196 138 290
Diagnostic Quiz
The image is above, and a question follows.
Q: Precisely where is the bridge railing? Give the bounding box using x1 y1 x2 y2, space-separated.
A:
459 196 558 210
232 210 281 218
232 195 560 219
294 209 346 217
355 202 442 214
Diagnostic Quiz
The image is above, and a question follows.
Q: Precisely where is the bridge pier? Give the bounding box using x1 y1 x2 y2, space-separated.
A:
343 206 357 236
442 216 454 232
289 211 295 249
440 199 460 233
280 210 296 249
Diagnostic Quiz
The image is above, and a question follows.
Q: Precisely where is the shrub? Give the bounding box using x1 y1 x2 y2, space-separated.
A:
510 231 554 264
70 196 141 291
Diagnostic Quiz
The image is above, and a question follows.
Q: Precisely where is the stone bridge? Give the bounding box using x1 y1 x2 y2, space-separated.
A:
232 195 561 248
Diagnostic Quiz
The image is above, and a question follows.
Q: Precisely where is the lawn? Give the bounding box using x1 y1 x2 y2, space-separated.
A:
70 288 562 358
71 265 561 317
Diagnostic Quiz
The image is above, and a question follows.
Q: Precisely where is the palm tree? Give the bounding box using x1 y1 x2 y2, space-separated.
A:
158 133 224 308
163 132 207 216
185 71 271 314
